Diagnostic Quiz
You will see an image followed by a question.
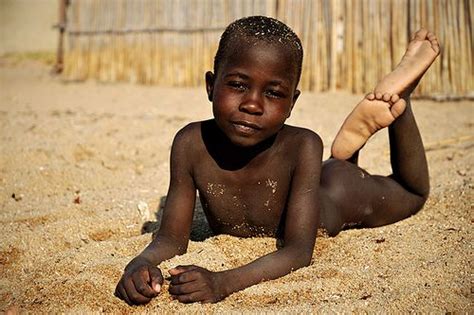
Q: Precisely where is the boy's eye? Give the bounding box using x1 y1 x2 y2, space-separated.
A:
265 89 285 99
227 81 247 91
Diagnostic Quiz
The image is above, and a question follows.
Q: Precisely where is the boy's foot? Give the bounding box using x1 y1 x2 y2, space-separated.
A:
374 29 440 96
331 93 407 160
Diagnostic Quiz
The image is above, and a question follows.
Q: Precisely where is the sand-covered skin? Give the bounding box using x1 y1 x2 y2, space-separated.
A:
0 59 472 313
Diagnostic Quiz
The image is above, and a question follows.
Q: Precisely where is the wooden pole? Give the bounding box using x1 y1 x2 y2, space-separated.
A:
53 0 68 74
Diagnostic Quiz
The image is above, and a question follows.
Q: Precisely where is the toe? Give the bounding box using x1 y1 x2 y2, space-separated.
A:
382 93 391 102
427 32 437 41
390 99 407 118
366 92 375 100
412 28 428 40
375 92 383 100
390 94 400 103
431 40 440 53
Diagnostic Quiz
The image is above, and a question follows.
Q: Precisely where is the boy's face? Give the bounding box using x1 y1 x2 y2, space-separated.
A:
206 42 300 147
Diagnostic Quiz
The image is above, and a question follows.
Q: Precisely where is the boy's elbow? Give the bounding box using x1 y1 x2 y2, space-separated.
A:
421 183 430 200
416 175 430 200
290 247 313 269
412 180 430 215
411 190 429 216
300 251 313 267
283 239 315 269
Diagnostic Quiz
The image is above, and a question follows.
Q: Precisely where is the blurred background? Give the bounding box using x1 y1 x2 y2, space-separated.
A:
1 0 473 99
0 0 56 53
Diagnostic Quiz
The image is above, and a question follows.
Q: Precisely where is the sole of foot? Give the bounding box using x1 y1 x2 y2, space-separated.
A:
374 29 440 96
331 93 407 160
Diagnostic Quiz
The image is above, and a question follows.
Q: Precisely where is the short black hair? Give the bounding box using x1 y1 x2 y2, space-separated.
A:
214 16 303 86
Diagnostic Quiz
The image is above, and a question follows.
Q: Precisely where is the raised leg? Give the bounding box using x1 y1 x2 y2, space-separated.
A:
331 29 440 161
320 99 428 235
320 30 437 235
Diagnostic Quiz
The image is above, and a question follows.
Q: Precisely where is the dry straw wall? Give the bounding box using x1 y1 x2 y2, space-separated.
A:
62 0 473 99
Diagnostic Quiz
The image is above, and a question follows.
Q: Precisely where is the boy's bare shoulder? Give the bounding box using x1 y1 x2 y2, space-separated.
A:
173 120 207 144
279 124 323 151
171 120 208 157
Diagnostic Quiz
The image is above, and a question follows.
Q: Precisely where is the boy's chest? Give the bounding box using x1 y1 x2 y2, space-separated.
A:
193 156 293 236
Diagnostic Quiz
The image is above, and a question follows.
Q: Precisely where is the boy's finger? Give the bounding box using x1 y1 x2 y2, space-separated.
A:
132 273 158 298
115 283 133 305
170 269 198 284
169 265 197 275
123 278 151 305
172 291 204 304
168 281 200 296
148 266 163 292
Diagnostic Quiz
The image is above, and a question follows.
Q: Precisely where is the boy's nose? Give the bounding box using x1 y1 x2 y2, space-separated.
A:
239 91 263 115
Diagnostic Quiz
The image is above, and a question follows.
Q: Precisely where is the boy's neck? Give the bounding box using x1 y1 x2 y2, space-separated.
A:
202 119 277 171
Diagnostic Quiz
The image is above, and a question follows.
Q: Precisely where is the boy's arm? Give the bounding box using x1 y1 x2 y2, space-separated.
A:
168 131 322 303
115 126 197 305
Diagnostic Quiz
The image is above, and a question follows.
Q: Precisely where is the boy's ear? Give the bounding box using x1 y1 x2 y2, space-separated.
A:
205 71 215 102
293 89 301 104
287 89 301 118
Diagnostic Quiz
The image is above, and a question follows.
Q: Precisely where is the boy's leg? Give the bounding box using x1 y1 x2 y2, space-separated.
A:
319 29 438 236
331 29 439 160
320 98 428 235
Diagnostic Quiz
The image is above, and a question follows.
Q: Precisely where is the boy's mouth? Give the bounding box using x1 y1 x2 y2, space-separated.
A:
231 120 262 134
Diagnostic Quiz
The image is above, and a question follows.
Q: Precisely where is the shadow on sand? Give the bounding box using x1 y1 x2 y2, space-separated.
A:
141 196 214 241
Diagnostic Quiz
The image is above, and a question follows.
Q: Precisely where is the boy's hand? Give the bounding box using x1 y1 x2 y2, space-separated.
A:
115 257 163 305
168 265 228 303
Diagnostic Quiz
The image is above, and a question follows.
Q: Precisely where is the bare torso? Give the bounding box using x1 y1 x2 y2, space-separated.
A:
189 119 307 237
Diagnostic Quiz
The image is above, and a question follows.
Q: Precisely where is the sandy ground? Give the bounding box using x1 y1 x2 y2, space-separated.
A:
0 59 472 313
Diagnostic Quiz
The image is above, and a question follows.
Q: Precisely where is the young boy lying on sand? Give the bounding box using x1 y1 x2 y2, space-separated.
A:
115 16 440 305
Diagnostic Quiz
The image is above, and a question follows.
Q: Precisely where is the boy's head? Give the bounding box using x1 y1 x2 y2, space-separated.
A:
213 16 303 87
206 16 303 148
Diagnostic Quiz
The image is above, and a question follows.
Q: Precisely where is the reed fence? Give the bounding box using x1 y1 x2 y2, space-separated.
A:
60 0 473 99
